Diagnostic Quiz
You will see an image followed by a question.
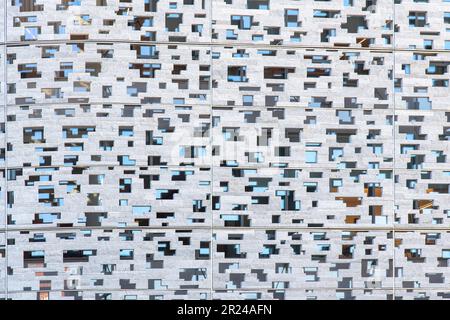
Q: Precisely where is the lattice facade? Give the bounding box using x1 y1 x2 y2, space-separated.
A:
0 0 449 300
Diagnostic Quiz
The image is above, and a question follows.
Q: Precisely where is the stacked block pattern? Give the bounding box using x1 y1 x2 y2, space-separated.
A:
0 0 449 300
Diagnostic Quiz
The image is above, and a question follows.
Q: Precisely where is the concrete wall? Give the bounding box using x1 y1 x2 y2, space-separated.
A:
0 0 449 300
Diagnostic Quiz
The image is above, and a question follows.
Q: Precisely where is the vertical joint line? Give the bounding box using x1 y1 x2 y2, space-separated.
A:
392 0 397 300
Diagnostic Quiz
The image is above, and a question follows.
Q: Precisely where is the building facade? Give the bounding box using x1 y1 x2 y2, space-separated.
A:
0 0 449 300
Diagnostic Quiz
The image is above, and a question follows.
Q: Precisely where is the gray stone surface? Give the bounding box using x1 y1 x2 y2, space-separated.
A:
0 0 449 300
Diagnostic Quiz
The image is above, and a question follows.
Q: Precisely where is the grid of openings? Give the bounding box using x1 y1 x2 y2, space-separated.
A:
0 0 449 300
